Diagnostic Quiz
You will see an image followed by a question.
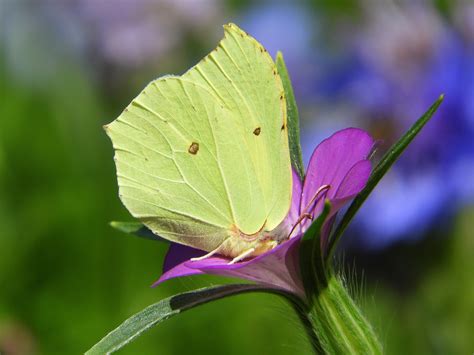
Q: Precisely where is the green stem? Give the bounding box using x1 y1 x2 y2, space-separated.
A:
290 300 323 354
307 273 382 354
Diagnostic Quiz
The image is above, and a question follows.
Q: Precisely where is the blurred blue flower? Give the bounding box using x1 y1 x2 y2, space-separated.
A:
240 1 321 100
313 2 474 249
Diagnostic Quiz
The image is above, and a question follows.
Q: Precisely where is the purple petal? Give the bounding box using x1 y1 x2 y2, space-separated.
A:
302 128 375 215
331 159 373 211
153 243 205 286
318 160 372 251
183 237 305 297
154 239 305 297
334 160 372 199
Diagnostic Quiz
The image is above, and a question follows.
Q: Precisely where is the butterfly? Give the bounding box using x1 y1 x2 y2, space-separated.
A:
105 24 292 263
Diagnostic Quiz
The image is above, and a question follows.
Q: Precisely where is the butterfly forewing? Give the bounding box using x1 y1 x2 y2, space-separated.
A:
183 23 291 233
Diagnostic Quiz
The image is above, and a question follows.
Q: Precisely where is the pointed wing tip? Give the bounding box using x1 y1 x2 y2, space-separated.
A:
223 22 238 30
222 23 273 62
223 23 249 38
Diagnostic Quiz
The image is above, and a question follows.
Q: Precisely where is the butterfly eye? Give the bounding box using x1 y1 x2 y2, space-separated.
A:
253 127 261 136
188 142 199 155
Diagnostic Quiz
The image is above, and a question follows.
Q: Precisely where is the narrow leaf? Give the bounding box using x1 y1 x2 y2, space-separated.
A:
276 51 305 179
110 221 166 242
326 95 444 262
299 200 332 299
86 284 300 354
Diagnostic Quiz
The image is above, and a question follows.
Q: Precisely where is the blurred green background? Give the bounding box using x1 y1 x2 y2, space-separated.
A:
0 0 472 354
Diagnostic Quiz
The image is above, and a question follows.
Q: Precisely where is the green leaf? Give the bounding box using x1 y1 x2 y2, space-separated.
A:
110 221 166 242
299 200 332 300
326 94 444 262
86 284 301 354
276 51 305 180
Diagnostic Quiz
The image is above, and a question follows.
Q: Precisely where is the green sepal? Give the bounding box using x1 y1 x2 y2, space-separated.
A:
299 200 332 301
326 94 444 262
86 284 306 354
109 221 167 243
276 51 305 180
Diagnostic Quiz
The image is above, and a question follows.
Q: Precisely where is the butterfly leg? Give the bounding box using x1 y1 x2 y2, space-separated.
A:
228 247 256 265
190 245 222 261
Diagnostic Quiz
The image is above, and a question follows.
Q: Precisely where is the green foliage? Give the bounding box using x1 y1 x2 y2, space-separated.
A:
110 221 165 242
87 284 300 354
298 203 382 354
299 201 331 298
276 52 305 179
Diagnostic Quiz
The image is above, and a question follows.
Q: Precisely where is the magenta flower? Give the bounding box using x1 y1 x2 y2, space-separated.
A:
154 128 375 298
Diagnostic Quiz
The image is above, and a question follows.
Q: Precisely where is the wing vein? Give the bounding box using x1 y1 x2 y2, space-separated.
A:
118 160 184 184
111 126 173 159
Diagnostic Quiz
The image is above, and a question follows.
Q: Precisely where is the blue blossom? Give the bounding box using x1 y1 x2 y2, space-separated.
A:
313 2 474 248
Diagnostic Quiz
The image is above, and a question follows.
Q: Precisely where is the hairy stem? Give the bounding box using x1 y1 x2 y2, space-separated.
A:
307 274 382 354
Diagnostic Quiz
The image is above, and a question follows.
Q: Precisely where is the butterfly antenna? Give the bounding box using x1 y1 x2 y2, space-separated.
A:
287 184 331 238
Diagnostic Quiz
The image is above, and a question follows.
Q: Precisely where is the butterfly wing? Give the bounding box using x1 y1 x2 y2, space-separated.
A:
105 24 292 252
